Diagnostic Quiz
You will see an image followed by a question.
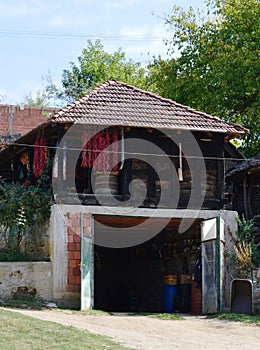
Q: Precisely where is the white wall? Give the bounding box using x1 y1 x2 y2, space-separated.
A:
0 261 52 300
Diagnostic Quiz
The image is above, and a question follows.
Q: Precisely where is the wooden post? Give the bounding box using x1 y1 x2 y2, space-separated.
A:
147 165 156 200
28 147 35 185
215 136 225 209
120 159 132 199
57 125 65 194
243 175 250 220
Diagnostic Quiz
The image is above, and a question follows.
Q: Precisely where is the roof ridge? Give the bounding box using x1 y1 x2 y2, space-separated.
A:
109 81 250 133
51 80 116 119
51 80 248 136
94 80 243 127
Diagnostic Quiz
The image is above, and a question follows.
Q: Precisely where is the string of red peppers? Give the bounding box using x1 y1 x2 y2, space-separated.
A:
81 131 119 172
33 136 47 179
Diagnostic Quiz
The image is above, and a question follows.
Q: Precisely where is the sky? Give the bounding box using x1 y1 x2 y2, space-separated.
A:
0 0 205 105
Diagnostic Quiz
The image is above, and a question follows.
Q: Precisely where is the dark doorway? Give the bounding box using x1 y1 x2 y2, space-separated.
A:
94 217 201 313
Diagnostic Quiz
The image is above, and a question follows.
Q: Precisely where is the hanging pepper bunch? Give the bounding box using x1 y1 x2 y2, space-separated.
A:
93 132 105 172
81 130 119 173
102 133 111 173
81 132 93 168
33 136 47 178
112 131 119 172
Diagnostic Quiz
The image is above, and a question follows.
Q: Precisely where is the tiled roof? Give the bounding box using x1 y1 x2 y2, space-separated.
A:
52 80 248 138
226 154 260 177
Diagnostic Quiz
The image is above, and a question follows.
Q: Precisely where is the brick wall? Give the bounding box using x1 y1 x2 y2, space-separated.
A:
66 213 81 293
66 212 92 295
0 104 57 136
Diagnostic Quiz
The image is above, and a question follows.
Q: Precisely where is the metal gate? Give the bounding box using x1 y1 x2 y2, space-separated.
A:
80 213 94 310
201 217 225 313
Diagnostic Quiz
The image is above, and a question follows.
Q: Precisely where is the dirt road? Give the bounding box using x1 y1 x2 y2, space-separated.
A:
6 308 260 350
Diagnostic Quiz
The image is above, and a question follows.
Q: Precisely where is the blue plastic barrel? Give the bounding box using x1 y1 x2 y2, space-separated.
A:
163 285 178 313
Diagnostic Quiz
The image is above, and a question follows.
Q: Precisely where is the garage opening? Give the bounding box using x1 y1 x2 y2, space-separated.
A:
93 216 202 313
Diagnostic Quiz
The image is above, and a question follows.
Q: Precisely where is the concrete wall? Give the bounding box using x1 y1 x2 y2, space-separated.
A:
0 261 52 300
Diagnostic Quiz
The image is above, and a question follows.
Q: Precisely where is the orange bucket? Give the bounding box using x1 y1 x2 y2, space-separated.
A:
164 275 178 286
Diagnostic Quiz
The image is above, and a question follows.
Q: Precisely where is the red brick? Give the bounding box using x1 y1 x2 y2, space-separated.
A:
68 275 76 284
73 267 80 276
68 235 73 243
0 105 57 137
73 234 81 243
67 226 75 236
69 259 77 268
72 218 80 227
67 267 73 276
75 243 81 251
68 243 76 251
75 226 81 235
74 251 81 260
75 275 81 284
68 251 75 260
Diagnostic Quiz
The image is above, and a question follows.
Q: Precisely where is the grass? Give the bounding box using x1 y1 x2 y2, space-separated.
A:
0 308 133 350
147 313 184 320
126 312 184 320
207 313 260 326
0 297 45 310
0 297 183 321
61 308 112 316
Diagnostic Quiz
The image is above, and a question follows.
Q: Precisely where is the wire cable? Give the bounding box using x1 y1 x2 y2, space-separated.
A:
2 141 254 163
0 30 170 41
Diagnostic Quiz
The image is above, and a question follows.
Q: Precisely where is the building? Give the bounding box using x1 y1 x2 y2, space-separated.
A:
0 80 252 313
226 154 260 243
0 104 57 149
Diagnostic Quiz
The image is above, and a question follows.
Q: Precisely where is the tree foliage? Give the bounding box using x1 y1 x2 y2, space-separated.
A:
50 40 148 103
148 0 260 156
22 90 50 108
0 178 52 261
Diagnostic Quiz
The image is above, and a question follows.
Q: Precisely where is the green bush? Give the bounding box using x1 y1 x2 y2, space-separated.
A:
0 179 52 261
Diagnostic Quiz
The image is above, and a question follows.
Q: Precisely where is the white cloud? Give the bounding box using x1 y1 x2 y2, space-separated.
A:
49 14 69 28
0 0 47 18
120 23 169 39
118 23 169 63
49 12 91 28
72 0 94 3
104 0 137 9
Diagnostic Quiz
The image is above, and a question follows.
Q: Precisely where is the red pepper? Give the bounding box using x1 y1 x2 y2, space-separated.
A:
112 131 118 172
33 136 47 178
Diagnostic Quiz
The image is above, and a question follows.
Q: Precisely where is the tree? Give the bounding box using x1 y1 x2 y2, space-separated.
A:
146 56 178 101
22 74 61 108
22 90 50 108
49 40 148 104
148 0 260 157
0 180 52 260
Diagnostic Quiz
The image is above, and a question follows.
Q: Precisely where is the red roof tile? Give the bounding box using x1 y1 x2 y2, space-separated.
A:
52 80 247 138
